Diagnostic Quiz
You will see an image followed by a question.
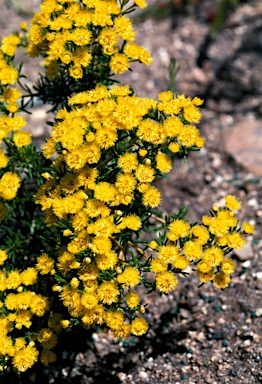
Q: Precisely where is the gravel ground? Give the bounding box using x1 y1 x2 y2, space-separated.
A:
0 0 262 383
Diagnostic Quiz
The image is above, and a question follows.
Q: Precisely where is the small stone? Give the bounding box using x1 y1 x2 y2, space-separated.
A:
118 373 127 382
247 198 258 207
243 339 251 347
242 260 252 268
224 120 262 176
254 272 262 280
205 375 213 383
234 243 254 261
255 308 262 317
139 371 148 379
229 370 237 377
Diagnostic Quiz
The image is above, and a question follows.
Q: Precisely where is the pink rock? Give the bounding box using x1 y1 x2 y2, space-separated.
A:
224 120 262 176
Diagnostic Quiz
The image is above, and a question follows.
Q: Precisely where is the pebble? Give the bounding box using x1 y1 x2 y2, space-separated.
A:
204 375 213 383
254 271 262 280
224 120 262 177
139 371 148 380
234 243 254 261
255 308 262 317
242 260 252 268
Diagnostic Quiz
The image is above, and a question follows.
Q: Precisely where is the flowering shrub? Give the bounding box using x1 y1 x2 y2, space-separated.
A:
0 0 254 379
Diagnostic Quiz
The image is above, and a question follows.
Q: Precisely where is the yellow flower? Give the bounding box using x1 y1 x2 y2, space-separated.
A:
42 138 56 159
0 65 18 85
131 317 148 336
98 28 118 50
114 15 136 41
20 268 38 286
112 323 131 339
106 310 124 330
227 232 246 250
183 104 202 123
197 260 213 273
178 125 200 147
69 65 83 79
97 282 119 305
158 244 180 264
81 304 105 327
138 46 152 65
12 345 39 372
37 328 57 349
96 127 118 149
73 47 92 67
13 131 32 148
156 152 172 173
151 258 167 273
195 137 205 148
191 225 210 245
95 250 118 271
242 222 254 234
173 255 190 270
6 270 21 289
196 268 214 283
168 142 180 153
137 119 166 144
213 271 230 289
57 251 77 274
91 236 112 255
208 216 231 237
94 182 117 203
221 259 235 275
115 173 136 194
118 153 138 172
15 310 32 329
20 22 28 30
126 292 140 308
81 293 98 309
155 271 178 293
149 240 158 250
110 53 129 74
225 195 241 211
167 219 190 242
36 253 55 275
0 172 21 200
158 91 173 102
142 186 161 208
121 214 142 231
0 249 8 265
183 240 203 261
30 294 50 317
70 28 92 46
117 267 140 287
202 246 224 267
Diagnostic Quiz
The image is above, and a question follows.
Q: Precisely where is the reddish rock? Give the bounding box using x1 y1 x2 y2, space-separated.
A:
224 120 262 176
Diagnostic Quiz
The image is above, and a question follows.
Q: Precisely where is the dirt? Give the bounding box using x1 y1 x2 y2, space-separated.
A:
0 0 261 383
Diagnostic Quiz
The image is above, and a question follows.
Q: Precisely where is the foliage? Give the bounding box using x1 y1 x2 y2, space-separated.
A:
0 0 254 381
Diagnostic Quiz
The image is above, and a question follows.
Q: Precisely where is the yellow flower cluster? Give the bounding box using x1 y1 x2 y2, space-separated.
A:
28 0 152 79
31 83 206 340
0 32 33 207
151 195 250 291
0 256 63 372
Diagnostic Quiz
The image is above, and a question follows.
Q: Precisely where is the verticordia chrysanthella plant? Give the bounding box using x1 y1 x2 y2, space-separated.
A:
0 0 255 379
